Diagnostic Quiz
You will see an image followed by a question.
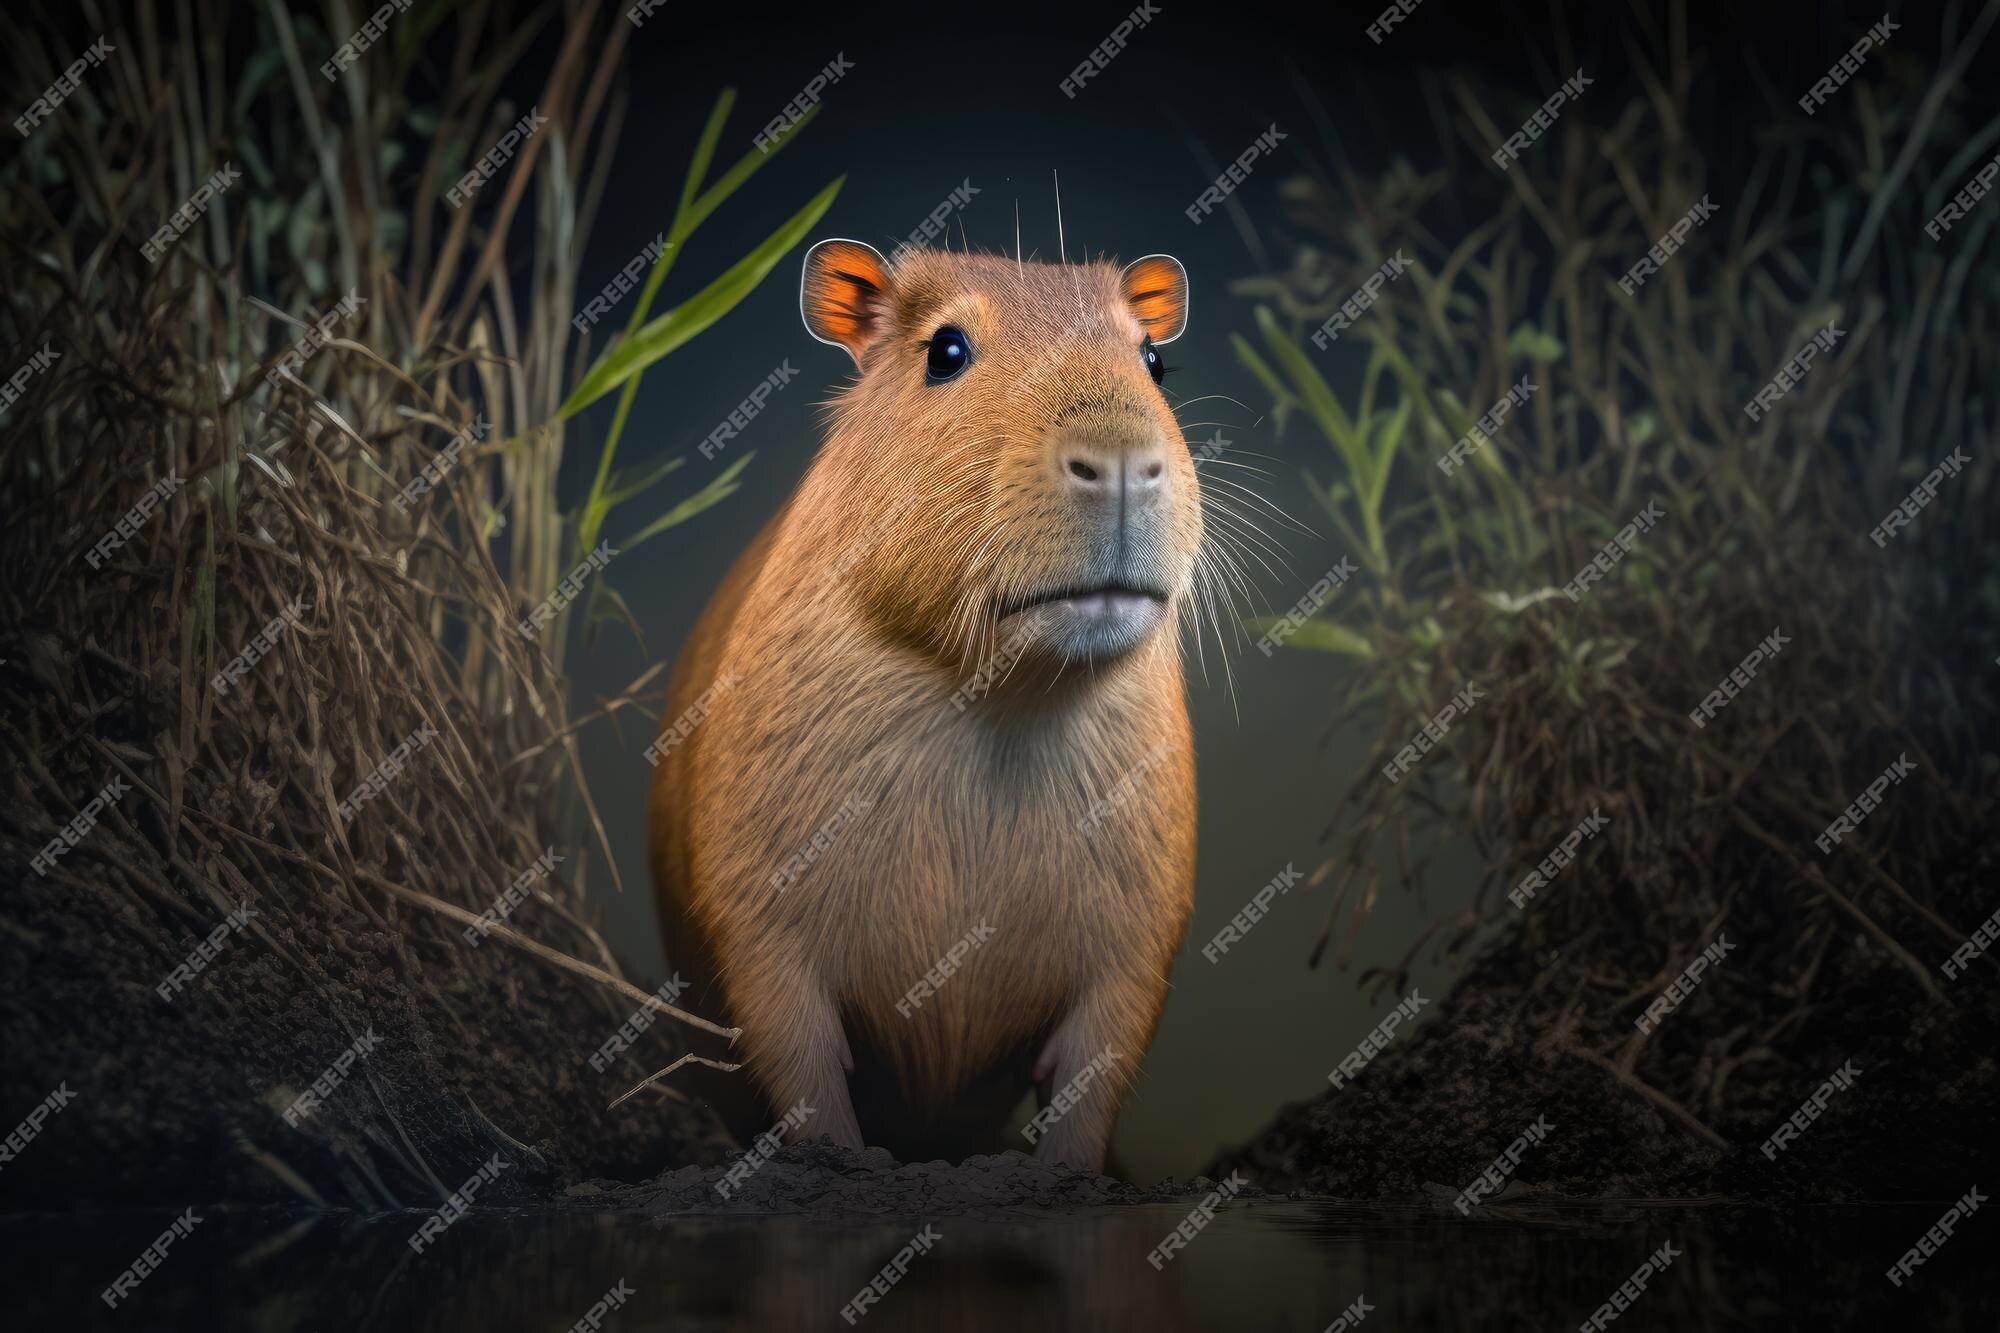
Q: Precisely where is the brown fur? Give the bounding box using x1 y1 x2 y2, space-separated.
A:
649 245 1202 1169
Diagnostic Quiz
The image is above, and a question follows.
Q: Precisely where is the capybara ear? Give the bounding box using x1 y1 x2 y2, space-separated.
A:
802 238 892 363
1119 254 1189 345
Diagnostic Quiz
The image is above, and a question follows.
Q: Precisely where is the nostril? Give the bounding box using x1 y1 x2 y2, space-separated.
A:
1143 461 1164 481
1067 458 1099 483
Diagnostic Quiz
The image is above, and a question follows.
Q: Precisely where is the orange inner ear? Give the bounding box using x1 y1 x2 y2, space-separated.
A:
803 241 890 357
1121 255 1188 343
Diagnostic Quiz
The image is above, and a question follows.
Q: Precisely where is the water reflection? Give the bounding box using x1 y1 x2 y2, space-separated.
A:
7 1200 1993 1331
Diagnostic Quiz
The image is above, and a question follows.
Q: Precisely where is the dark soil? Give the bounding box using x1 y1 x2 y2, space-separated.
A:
0 634 733 1211
1209 890 2000 1203
563 1137 1230 1216
0 848 733 1211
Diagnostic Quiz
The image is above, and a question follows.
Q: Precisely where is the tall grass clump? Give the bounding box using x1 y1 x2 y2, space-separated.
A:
1235 0 1998 1148
0 0 839 1203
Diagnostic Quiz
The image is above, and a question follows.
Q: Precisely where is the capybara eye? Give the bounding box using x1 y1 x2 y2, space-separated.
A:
1142 337 1167 385
926 326 971 382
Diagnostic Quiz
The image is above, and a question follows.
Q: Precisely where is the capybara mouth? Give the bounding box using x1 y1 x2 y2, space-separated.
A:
994 580 1169 621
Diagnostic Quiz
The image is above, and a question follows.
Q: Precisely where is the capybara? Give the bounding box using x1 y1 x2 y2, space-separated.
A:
649 238 1204 1169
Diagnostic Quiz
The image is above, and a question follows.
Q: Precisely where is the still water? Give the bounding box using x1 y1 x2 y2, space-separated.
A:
8 1199 1992 1331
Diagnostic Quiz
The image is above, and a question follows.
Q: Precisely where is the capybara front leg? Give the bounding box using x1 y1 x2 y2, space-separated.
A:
730 957 864 1150
1026 978 1160 1170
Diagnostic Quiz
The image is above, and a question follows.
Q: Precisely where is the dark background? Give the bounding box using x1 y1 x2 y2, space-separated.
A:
550 0 1878 1179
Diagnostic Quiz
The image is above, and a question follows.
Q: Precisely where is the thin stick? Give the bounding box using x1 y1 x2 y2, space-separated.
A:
1575 1049 1728 1150
366 872 741 1041
608 1053 745 1110
1732 814 1942 1002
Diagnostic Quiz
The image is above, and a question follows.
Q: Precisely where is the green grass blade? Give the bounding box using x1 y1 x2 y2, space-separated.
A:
559 175 843 420
621 452 755 549
681 89 738 219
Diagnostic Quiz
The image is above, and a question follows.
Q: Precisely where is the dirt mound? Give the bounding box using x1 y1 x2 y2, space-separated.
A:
1212 869 2000 1202
564 1137 1235 1216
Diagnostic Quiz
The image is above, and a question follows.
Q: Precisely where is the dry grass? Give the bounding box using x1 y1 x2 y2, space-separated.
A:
0 0 839 1175
1236 0 1999 1139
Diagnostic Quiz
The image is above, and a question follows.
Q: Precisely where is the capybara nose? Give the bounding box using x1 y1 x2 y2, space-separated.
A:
1061 440 1169 496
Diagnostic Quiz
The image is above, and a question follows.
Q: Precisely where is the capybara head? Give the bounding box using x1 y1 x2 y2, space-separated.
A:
800 240 1204 670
